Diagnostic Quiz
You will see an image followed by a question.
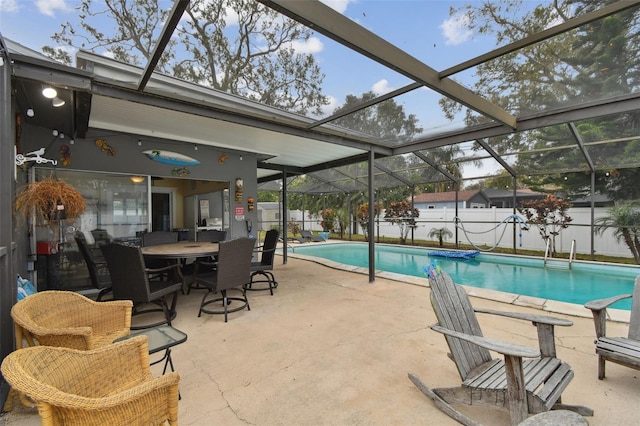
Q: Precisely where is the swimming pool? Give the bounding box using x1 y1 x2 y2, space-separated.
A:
288 243 638 310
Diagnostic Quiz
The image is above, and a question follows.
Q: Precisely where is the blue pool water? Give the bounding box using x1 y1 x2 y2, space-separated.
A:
289 243 638 310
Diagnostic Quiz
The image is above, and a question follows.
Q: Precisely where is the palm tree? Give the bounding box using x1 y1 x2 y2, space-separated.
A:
595 204 640 264
428 227 453 247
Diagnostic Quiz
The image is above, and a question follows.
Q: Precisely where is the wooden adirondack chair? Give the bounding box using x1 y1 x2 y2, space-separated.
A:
584 275 640 380
409 265 592 426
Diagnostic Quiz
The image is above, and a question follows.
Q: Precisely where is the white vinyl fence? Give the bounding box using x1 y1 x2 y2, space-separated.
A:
380 207 629 259
259 205 632 259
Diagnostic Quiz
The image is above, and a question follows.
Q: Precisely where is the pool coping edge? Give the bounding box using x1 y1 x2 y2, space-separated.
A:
281 249 631 323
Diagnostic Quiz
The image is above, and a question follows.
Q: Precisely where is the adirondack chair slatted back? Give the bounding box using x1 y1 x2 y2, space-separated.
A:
428 269 493 381
628 276 640 340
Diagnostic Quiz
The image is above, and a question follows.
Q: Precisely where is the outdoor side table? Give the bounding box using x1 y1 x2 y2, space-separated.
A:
115 325 187 374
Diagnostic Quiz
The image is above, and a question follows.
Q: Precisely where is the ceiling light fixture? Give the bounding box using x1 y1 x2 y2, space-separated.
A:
26 108 35 117
42 86 57 99
52 97 65 107
194 145 198 151
52 129 59 137
137 139 142 146
130 176 145 183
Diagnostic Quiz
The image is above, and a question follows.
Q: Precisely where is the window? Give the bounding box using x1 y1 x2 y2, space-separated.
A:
34 168 149 240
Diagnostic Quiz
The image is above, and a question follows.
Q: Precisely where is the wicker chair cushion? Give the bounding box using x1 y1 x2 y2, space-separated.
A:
11 291 132 350
1 336 179 426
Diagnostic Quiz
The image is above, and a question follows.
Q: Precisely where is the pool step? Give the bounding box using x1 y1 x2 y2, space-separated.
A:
545 259 571 269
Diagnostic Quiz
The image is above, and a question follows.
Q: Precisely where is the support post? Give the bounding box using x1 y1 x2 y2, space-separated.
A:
368 149 375 283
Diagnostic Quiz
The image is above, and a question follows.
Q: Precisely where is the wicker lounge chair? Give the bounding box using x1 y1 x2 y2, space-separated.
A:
10 290 132 350
4 291 132 413
1 335 180 426
409 265 592 425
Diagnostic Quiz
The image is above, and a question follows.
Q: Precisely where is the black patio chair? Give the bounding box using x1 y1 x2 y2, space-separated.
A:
183 230 227 294
300 229 324 242
90 228 111 246
197 229 227 243
194 237 255 322
141 231 179 280
141 231 179 247
101 242 182 329
245 229 279 295
74 232 112 301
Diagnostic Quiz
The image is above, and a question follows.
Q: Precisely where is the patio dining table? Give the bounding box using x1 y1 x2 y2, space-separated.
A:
140 241 220 259
141 241 220 291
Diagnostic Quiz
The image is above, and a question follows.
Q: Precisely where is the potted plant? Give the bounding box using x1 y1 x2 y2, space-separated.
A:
15 178 87 245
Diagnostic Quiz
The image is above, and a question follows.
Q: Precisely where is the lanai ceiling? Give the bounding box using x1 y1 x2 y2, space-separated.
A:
3 0 640 191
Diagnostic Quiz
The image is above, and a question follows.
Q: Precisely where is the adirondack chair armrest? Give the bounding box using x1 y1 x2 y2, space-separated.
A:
584 293 632 339
474 308 573 327
430 324 540 358
474 308 571 358
584 294 632 312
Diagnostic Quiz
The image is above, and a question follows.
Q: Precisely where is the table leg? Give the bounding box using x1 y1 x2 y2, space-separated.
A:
150 348 180 400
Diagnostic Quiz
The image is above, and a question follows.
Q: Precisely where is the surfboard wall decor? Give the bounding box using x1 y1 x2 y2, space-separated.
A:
142 149 200 166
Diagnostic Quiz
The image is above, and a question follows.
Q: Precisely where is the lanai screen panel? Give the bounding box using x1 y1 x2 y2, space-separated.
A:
456 4 640 121
574 113 640 170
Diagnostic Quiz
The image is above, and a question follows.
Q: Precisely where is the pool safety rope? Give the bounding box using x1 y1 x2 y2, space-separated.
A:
454 214 529 252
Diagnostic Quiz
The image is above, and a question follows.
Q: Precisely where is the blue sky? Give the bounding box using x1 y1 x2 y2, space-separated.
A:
0 0 498 128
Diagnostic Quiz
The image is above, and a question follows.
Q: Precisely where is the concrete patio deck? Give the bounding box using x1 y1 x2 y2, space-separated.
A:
2 254 638 425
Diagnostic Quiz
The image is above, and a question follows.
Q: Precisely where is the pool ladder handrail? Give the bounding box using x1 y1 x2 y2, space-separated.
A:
568 239 576 269
544 239 551 266
544 239 576 269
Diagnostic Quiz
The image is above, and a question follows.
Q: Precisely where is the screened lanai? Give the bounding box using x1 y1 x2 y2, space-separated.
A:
3 0 640 411
2 0 640 302
3 0 640 185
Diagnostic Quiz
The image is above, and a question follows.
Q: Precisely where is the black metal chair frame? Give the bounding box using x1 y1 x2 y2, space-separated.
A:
141 231 179 281
195 237 255 322
185 230 227 294
141 231 179 247
101 243 182 330
74 233 112 301
246 229 279 295
300 229 324 242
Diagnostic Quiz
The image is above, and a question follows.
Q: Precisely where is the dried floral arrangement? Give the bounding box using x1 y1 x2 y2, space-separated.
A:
15 178 86 222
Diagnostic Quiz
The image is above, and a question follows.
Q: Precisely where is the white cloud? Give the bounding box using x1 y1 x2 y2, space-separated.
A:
371 79 393 95
320 0 352 14
0 0 19 12
35 0 69 17
440 13 472 46
288 37 323 55
52 44 77 57
318 95 339 117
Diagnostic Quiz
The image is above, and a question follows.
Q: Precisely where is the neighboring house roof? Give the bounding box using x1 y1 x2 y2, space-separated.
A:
257 202 281 211
569 193 614 206
413 190 485 203
482 188 546 199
